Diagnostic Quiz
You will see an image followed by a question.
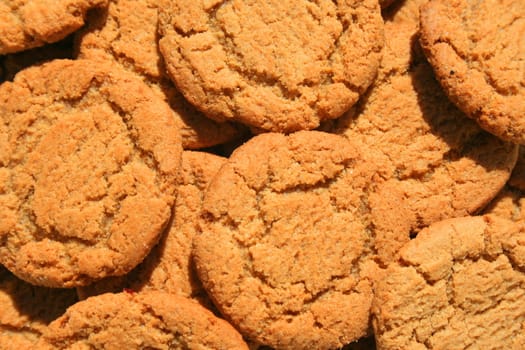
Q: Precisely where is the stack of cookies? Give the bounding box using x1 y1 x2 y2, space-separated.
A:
0 0 523 349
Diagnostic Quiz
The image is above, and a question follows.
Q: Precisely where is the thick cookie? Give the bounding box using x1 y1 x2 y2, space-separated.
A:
158 0 384 132
327 0 518 236
77 151 226 307
372 215 525 349
35 291 249 349
419 0 525 144
75 0 241 149
0 266 78 350
193 131 406 349
0 59 182 287
0 0 108 54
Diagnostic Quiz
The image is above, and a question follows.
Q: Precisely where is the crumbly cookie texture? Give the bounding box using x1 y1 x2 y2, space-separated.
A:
35 291 249 349
328 0 518 236
0 266 78 350
75 0 241 149
77 151 226 307
372 215 525 349
0 0 108 54
193 131 402 349
0 59 182 288
419 0 525 144
158 0 384 132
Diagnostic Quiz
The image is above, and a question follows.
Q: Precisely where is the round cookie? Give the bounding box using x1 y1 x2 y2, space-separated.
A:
0 59 182 288
75 0 242 149
0 0 108 54
35 291 249 349
158 0 384 132
193 131 406 349
0 266 78 350
419 0 525 144
77 151 226 307
326 0 518 236
372 215 525 349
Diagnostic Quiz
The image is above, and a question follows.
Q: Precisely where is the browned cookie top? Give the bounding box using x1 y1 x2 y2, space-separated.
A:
0 59 182 288
328 0 518 236
193 131 403 349
419 0 525 144
0 0 108 54
372 215 525 349
75 0 242 149
36 291 249 349
77 151 226 307
0 266 78 350
158 0 384 132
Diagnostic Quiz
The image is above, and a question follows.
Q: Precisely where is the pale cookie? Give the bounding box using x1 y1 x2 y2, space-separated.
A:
419 0 525 144
75 1 242 149
372 215 525 349
35 291 249 349
0 59 182 287
0 0 108 54
77 151 226 308
193 131 408 349
158 0 384 132
327 0 518 236
0 266 78 350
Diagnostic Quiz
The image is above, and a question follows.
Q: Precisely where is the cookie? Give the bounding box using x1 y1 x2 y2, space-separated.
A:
372 215 525 349
419 0 525 144
0 0 108 54
0 266 78 350
0 59 182 287
35 291 249 349
75 0 242 149
193 131 408 349
158 0 384 132
326 0 518 236
77 151 226 306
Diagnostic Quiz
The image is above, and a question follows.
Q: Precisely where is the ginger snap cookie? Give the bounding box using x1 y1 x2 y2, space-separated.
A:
35 291 249 349
158 0 384 133
0 59 182 288
372 214 525 349
0 0 108 55
192 131 409 349
0 266 78 350
75 0 242 149
419 0 525 144
77 151 226 307
326 0 518 236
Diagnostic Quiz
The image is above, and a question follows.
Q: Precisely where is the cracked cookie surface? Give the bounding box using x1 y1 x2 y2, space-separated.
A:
0 266 78 350
75 0 241 149
77 151 226 308
0 59 182 287
158 0 384 132
193 131 399 349
327 0 518 237
372 215 525 349
419 0 525 144
35 291 249 349
0 0 108 54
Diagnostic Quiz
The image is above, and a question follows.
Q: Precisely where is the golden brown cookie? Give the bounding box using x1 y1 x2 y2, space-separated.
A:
372 215 525 349
0 59 182 288
77 151 226 307
193 131 405 349
419 0 525 144
0 266 78 350
326 0 518 237
0 0 108 54
158 0 384 132
75 0 242 149
35 291 249 349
